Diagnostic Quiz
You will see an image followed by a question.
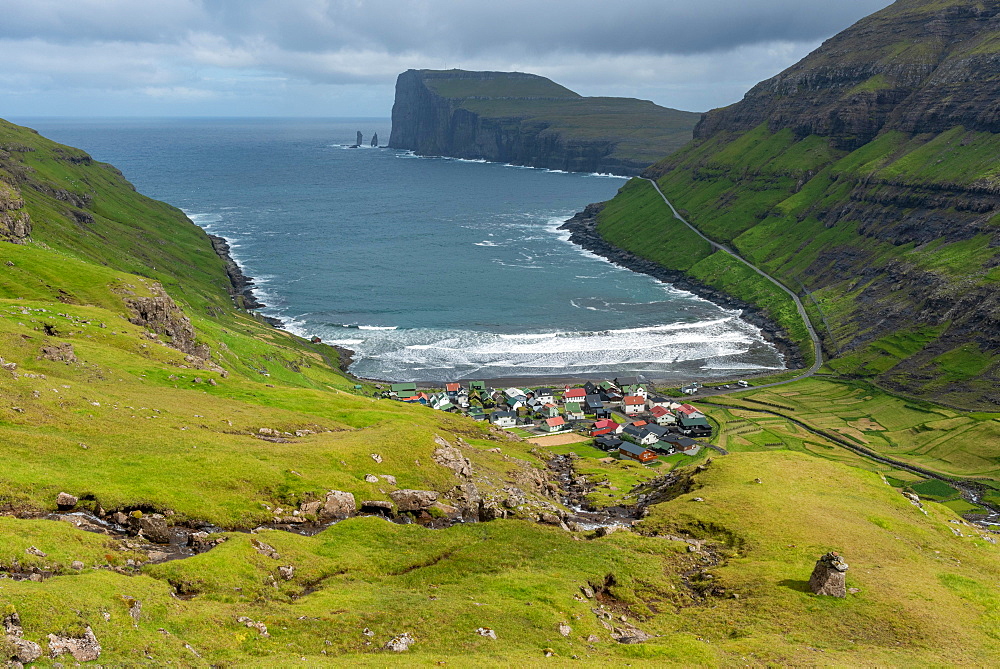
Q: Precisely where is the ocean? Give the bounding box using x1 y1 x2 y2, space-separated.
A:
17 117 784 382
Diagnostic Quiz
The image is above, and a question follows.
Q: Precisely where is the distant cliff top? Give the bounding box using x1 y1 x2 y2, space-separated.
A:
389 69 701 175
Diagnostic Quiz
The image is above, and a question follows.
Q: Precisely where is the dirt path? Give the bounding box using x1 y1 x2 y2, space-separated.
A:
641 177 824 394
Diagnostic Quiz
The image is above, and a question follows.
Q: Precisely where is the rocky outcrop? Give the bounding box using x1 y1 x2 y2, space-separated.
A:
809 552 849 597
208 234 265 310
0 181 31 243
694 1 1000 148
47 626 101 662
389 489 439 512
389 69 699 176
125 283 211 358
319 491 356 520
39 342 76 363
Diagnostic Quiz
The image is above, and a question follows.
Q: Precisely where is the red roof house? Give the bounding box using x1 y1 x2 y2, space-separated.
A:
589 419 621 437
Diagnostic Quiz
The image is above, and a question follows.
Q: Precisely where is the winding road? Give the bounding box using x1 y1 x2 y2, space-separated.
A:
641 177 824 395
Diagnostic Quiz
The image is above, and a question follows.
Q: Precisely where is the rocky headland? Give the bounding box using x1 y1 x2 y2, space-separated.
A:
389 69 700 176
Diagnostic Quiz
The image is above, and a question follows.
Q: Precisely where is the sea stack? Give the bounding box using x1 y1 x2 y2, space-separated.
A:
371 132 378 147
356 130 363 147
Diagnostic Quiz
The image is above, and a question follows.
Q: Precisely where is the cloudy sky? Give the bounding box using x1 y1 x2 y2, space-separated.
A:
2 0 893 117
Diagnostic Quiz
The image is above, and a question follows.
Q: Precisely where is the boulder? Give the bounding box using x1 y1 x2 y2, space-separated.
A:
9 637 42 664
475 627 497 639
558 622 572 637
299 500 323 516
55 492 78 508
47 626 101 662
364 474 379 483
237 617 269 637
809 551 849 597
39 342 76 363
131 515 172 544
319 491 356 520
384 632 414 652
389 489 438 512
278 565 295 580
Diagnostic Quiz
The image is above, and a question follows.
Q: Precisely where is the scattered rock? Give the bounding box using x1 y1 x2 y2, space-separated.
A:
487 447 502 453
258 427 281 437
692 497 705 502
25 546 47 557
587 634 600 643
475 627 497 639
39 342 76 363
432 436 474 478
558 622 572 637
362 628 374 637
127 598 142 623
299 500 323 516
809 551 849 597
389 489 438 512
370 453 383 464
47 626 101 662
581 586 595 599
251 538 280 559
319 490 356 520
539 512 562 525
70 560 84 570
55 492 78 508
237 617 269 637
384 632 414 652
364 474 379 483
278 565 295 580
380 474 397 485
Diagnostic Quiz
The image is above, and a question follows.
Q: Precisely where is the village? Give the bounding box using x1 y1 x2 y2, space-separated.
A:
383 376 717 465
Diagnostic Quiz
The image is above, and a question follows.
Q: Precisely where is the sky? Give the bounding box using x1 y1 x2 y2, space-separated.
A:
1 0 894 117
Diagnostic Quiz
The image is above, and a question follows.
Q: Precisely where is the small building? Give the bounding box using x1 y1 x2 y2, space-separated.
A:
647 395 671 409
618 442 658 464
594 435 623 451
623 396 646 415
490 411 517 427
469 380 488 393
622 424 658 446
677 414 712 437
614 376 639 389
644 424 672 441
584 394 605 413
622 384 648 399
391 382 418 396
675 404 704 418
544 416 567 433
445 382 462 396
649 405 676 426
563 388 587 403
658 433 698 454
590 419 621 437
681 383 700 395
535 388 555 404
565 402 585 420
538 403 561 418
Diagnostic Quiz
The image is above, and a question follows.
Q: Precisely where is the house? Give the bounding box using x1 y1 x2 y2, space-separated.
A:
506 397 526 411
614 376 639 389
658 433 698 454
594 435 623 451
538 403 561 418
489 411 517 428
544 416 567 433
681 383 700 395
467 406 486 421
402 392 430 404
622 424 658 446
469 380 488 394
649 405 676 426
583 381 599 395
644 424 672 441
677 414 712 437
618 442 658 464
623 384 648 399
564 402 584 420
589 419 621 437
584 394 605 413
563 388 587 403
505 387 526 400
623 396 646 415
647 395 671 409
391 382 418 396
675 404 704 418
535 388 555 404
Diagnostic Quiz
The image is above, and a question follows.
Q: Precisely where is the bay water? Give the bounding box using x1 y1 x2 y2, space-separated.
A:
18 118 784 382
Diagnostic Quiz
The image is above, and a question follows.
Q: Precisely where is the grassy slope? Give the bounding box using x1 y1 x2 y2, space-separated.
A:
3 119 1000 664
421 72 701 167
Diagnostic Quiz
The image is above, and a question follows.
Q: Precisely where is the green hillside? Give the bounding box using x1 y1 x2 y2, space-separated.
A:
3 84 1000 664
593 0 1000 409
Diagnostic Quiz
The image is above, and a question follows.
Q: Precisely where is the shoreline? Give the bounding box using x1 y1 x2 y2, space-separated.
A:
206 205 798 388
558 202 803 371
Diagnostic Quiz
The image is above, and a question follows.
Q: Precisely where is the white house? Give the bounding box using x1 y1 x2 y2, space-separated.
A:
623 396 646 415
